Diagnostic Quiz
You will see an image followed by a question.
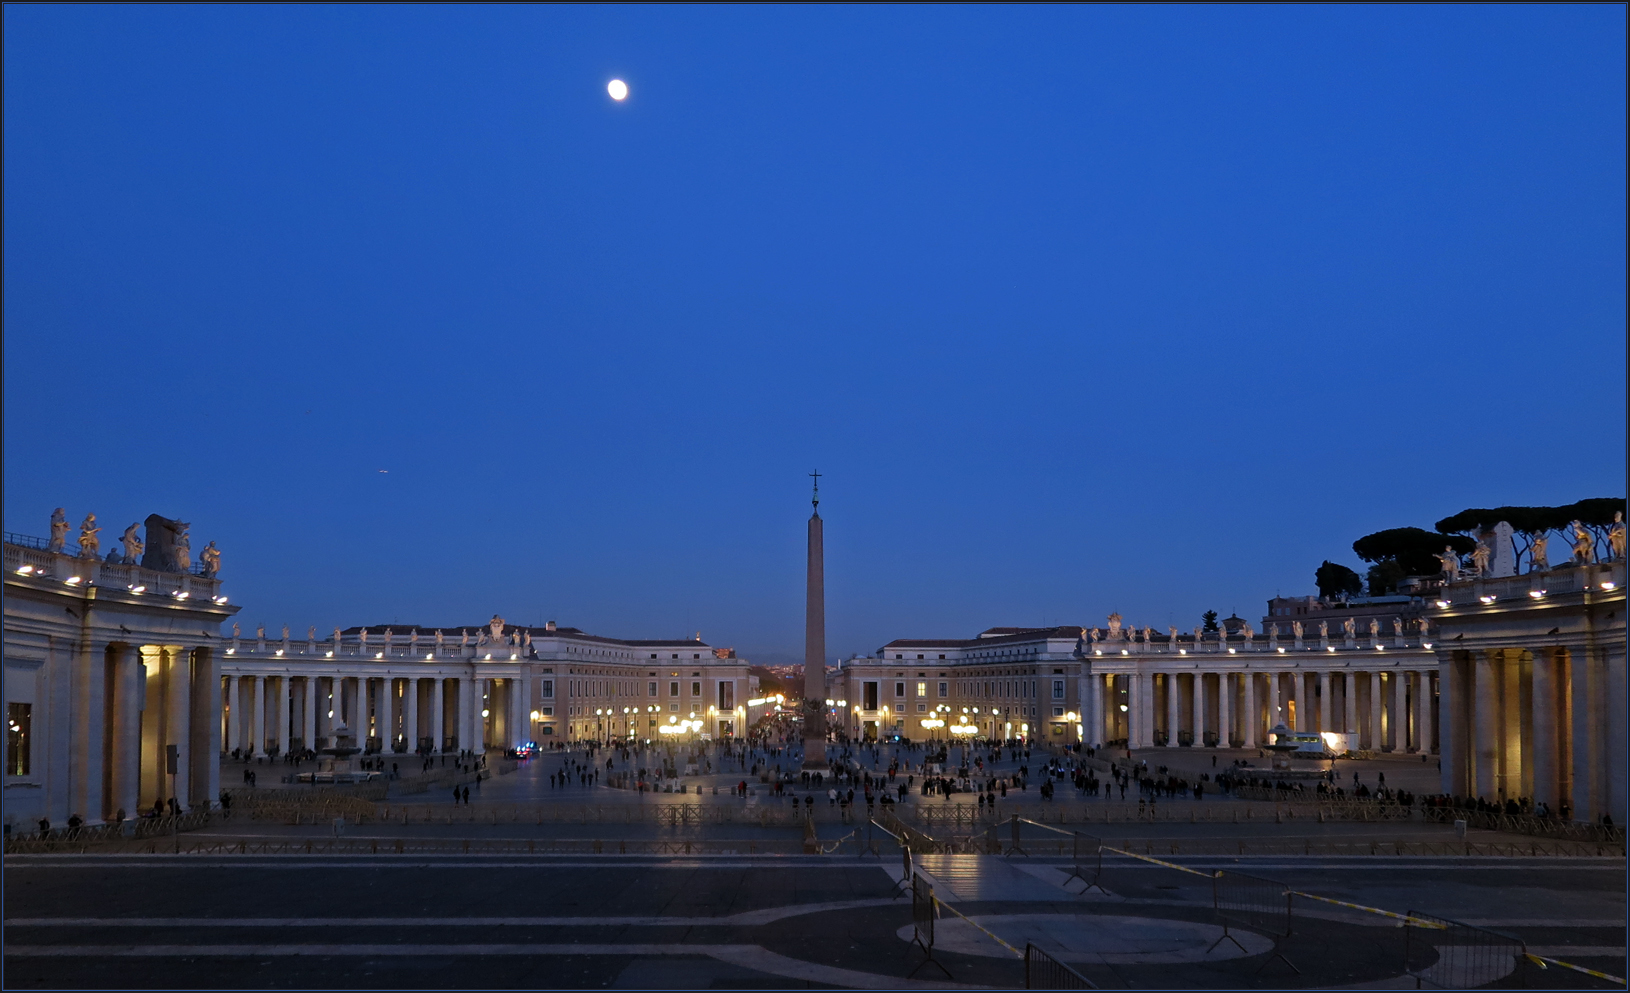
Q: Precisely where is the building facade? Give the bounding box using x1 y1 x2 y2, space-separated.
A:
849 622 1439 752
1431 559 1626 823
216 621 756 752
4 519 238 829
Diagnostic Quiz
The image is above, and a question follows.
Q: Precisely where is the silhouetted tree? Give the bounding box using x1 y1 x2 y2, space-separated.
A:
1201 610 1219 632
1315 561 1364 600
1352 528 1475 577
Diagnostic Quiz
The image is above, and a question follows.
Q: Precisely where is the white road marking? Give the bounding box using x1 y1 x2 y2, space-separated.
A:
3 899 902 929
0 943 986 990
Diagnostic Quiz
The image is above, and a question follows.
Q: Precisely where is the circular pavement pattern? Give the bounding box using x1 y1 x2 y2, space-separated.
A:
896 913 1275 963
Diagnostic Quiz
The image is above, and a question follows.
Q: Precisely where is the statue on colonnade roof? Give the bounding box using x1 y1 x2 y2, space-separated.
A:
489 615 506 644
122 524 144 564
1436 545 1461 582
78 513 101 558
1570 520 1595 564
200 541 220 577
1106 613 1123 640
48 508 70 553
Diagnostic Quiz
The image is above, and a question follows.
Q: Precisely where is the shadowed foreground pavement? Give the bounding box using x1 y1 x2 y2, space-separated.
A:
3 853 1623 989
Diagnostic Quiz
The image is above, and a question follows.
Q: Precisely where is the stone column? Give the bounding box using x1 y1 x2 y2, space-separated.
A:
1367 672 1383 752
1439 656 1466 794
1141 671 1156 749
1474 652 1500 799
1283 672 1297 730
511 678 524 746
71 638 109 824
1217 673 1231 747
227 677 242 754
1164 673 1178 746
1420 671 1436 755
1393 667 1409 752
165 648 192 807
110 644 143 821
1531 650 1560 809
431 678 445 753
187 648 221 809
1501 656 1523 798
360 677 373 744
463 677 479 751
252 676 266 755
1570 647 1601 822
1081 673 1099 746
1343 672 1357 735
1193 675 1206 743
1264 672 1279 733
276 677 290 755
405 679 420 751
381 678 395 752
1318 671 1332 734
1241 673 1257 748
307 676 321 751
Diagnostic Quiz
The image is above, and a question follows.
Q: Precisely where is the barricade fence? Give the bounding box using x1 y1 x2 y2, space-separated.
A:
1417 804 1625 844
1404 910 1524 989
906 872 952 980
1024 942 1098 990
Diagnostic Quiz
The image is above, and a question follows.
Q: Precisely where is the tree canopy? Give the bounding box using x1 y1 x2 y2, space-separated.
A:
1351 527 1475 576
1315 561 1363 600
1436 498 1624 536
1201 610 1219 632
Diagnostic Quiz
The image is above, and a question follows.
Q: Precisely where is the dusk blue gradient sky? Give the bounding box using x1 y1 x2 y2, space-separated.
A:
5 5 1625 663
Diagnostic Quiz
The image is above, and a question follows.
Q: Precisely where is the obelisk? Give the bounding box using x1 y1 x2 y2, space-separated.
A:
801 471 827 769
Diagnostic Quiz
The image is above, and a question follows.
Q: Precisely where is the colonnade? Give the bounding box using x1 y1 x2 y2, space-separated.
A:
1080 667 1437 754
1440 646 1621 818
222 673 531 755
98 642 220 820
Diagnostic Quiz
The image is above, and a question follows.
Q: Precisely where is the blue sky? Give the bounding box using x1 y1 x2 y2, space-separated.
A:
5 5 1625 663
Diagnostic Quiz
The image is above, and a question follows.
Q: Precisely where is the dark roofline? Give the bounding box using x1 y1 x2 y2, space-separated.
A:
342 624 709 648
880 625 1086 651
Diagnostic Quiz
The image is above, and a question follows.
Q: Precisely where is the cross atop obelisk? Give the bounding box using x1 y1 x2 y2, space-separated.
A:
801 471 828 769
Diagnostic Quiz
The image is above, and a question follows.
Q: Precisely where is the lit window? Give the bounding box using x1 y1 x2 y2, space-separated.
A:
916 681 927 698
6 702 30 776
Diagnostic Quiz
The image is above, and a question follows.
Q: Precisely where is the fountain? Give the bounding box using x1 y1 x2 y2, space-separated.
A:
295 722 378 784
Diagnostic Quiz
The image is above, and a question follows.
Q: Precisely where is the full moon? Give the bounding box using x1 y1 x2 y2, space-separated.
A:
607 79 628 101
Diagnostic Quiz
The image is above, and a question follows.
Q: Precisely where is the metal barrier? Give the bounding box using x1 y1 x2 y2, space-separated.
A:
1010 813 1028 856
868 818 911 898
907 872 951 980
1003 817 1106 896
1063 832 1107 895
1024 942 1098 990
1404 911 1524 989
1211 870 1297 974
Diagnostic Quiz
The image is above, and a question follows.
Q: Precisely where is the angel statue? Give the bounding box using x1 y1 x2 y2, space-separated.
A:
121 523 145 564
1436 546 1461 582
1531 533 1550 572
1571 520 1595 564
48 508 71 553
1470 540 1491 577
